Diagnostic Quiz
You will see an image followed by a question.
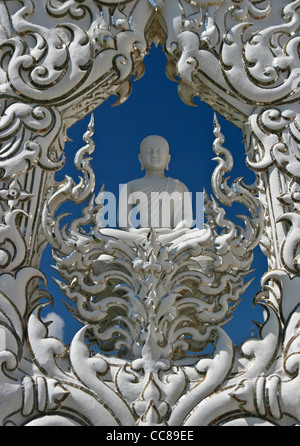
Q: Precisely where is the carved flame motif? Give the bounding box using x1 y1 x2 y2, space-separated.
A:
2 0 300 427
43 115 262 357
36 114 262 425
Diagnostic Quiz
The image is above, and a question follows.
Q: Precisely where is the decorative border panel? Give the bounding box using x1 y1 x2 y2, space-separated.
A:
0 0 300 426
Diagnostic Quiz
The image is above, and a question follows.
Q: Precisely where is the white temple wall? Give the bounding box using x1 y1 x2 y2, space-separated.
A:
0 0 299 426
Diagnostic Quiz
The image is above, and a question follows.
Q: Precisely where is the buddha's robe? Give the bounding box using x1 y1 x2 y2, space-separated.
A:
97 176 206 251
119 177 193 230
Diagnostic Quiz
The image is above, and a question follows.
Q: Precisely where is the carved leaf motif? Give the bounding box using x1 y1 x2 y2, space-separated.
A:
36 113 267 425
0 0 150 116
42 115 262 363
2 0 300 427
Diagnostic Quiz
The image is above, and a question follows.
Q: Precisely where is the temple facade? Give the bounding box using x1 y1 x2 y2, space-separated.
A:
0 0 300 426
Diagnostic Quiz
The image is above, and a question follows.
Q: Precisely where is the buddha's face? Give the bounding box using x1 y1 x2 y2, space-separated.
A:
139 136 170 173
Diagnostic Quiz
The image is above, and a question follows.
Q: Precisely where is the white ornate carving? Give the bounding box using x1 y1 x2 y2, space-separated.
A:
0 0 300 427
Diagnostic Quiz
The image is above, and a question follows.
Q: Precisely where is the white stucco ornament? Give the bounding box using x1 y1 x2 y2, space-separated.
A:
0 0 300 426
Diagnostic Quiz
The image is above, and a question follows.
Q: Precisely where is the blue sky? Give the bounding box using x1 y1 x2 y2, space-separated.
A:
41 44 267 347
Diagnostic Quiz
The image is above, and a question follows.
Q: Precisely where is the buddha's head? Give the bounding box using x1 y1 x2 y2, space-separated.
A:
139 135 171 173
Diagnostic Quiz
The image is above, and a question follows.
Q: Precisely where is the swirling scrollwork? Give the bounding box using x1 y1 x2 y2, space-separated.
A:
37 114 265 426
0 103 63 178
222 1 300 103
42 115 262 360
163 1 300 127
244 105 300 275
0 0 150 111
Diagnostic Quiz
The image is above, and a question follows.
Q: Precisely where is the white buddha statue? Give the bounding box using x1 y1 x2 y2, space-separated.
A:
98 135 205 248
118 135 193 232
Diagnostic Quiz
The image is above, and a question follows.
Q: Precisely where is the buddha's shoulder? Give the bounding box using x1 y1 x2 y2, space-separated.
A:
168 177 189 191
125 178 145 192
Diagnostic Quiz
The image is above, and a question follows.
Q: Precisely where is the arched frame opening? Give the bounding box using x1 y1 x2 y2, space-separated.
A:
39 42 266 348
